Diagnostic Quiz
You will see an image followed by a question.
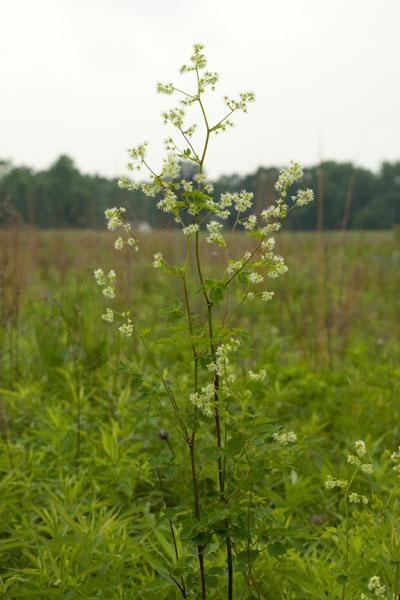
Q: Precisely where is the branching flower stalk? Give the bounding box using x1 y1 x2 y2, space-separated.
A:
95 44 313 599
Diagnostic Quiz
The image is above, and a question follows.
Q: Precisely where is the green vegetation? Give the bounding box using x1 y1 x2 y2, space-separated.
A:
1 43 400 600
0 227 399 598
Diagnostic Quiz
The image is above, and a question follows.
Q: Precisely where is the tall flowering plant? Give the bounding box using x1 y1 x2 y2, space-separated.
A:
94 44 313 600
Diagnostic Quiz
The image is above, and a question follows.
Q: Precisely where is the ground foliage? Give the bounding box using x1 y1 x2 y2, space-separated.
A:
0 227 399 598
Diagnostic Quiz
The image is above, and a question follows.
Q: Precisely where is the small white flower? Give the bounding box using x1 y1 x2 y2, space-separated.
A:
114 237 124 250
249 272 264 285
349 493 368 504
127 238 139 251
355 440 366 457
206 220 226 247
101 308 114 323
360 463 374 474
94 268 106 286
261 291 274 302
153 252 164 268
107 270 116 284
103 287 116 299
273 431 297 446
183 223 199 237
248 369 266 382
347 454 361 465
119 319 134 337
325 475 348 490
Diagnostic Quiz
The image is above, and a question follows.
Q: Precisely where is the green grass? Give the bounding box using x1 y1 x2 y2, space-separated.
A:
0 228 399 598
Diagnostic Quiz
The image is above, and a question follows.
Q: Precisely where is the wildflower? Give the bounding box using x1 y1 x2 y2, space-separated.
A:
162 152 180 179
368 576 385 597
157 191 178 213
153 252 164 268
261 291 274 302
205 183 214 193
248 369 266 382
103 287 116 299
127 238 139 251
101 308 114 323
94 268 106 286
360 463 374 474
273 431 297 445
355 440 367 457
189 383 215 417
246 292 255 300
262 237 276 250
220 192 233 208
391 446 400 462
206 220 226 247
119 319 134 337
249 272 264 284
347 454 361 465
181 180 193 192
349 493 368 504
291 188 314 206
243 215 257 230
233 190 253 212
325 475 348 489
275 161 303 195
107 270 116 284
183 224 199 237
194 173 206 184
114 237 124 250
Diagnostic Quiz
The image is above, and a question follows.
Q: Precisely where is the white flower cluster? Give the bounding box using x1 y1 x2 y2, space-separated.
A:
243 215 257 230
183 223 199 237
291 188 314 206
275 161 303 195
161 152 181 179
189 383 215 417
233 190 254 213
205 191 234 220
101 308 114 323
157 190 179 214
227 251 252 275
273 431 297 445
347 440 374 473
248 369 266 382
94 268 117 299
261 291 274 302
152 252 164 268
249 272 264 285
367 575 385 597
349 492 368 504
390 446 400 476
324 475 348 490
224 91 256 114
207 338 240 386
206 220 226 247
104 207 139 252
119 316 134 338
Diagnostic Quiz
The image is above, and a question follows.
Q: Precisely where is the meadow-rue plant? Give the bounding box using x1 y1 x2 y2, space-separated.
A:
95 43 314 599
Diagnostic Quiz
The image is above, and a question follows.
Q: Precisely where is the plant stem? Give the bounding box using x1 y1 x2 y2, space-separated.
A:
189 440 207 599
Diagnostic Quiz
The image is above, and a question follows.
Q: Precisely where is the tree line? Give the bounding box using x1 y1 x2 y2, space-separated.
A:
0 155 399 230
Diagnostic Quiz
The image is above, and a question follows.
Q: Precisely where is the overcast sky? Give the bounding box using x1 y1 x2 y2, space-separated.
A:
1 0 399 180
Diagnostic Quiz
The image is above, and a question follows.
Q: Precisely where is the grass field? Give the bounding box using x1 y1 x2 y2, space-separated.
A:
0 227 399 598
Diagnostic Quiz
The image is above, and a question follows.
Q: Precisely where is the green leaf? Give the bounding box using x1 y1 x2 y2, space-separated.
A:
267 541 286 559
210 286 224 304
226 437 245 456
238 271 250 287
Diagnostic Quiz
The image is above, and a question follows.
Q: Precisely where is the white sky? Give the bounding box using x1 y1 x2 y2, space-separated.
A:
1 0 399 180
